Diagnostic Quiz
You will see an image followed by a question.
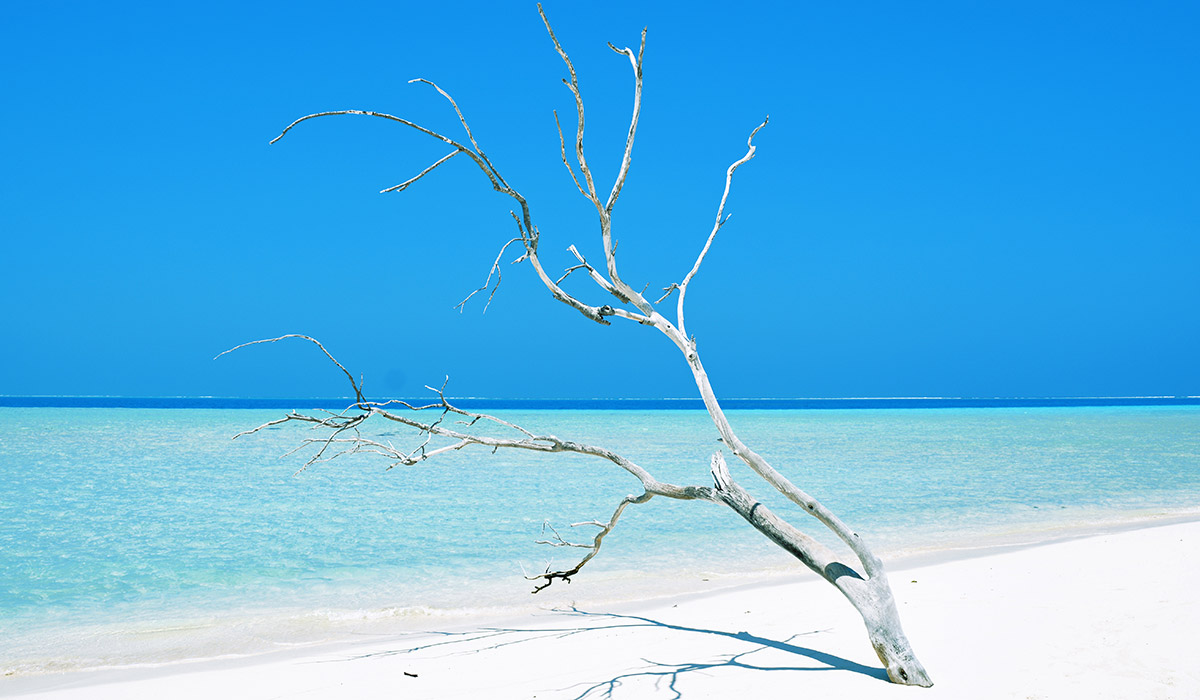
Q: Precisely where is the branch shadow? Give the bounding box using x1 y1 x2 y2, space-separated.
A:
552 607 888 699
325 605 887 698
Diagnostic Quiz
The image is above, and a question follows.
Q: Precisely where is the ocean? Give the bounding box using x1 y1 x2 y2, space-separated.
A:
1 402 1198 676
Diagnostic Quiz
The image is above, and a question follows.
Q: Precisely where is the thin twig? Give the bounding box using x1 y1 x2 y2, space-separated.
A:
455 237 523 312
215 334 366 405
554 111 587 198
676 117 769 338
408 78 510 190
539 3 601 211
380 151 459 193
655 284 679 305
603 28 646 214
528 492 653 593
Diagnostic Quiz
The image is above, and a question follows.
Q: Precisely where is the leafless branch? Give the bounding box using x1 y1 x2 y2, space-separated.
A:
455 237 524 312
407 78 509 189
563 246 653 324
528 491 652 593
603 28 646 214
655 284 679 305
225 338 724 585
556 263 588 286
564 245 610 290
676 117 769 338
505 210 532 252
554 110 587 198
535 521 593 549
537 6 690 348
271 110 507 195
215 334 366 405
294 415 370 473
380 150 459 193
228 336 716 517
262 16 862 583
422 377 538 440
225 339 725 583
539 4 602 212
268 17 637 330
256 10 932 683
232 415 291 439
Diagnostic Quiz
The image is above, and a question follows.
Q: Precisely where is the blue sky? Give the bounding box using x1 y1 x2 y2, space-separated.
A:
2 1 1197 399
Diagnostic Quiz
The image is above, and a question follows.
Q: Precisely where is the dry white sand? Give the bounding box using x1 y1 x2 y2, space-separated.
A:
6 520 1198 699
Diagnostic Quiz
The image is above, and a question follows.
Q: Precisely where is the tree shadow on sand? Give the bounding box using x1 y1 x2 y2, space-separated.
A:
552 608 888 699
332 605 887 698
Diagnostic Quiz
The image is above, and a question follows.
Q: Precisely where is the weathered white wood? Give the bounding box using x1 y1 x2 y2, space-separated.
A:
240 4 935 686
710 453 931 686
677 118 768 340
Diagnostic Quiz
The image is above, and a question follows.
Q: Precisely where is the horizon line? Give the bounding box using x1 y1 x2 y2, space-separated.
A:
2 394 1198 401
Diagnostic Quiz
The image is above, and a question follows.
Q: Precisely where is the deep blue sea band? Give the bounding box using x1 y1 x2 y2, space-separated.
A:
1 396 1197 410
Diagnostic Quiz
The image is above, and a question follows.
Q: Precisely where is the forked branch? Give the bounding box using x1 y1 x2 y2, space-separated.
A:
539 3 601 211
455 236 524 312
603 29 646 214
271 95 618 326
408 78 509 190
538 3 662 323
252 8 932 685
218 335 718 577
529 491 652 592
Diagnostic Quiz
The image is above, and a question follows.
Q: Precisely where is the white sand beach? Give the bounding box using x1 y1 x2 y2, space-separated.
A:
6 520 1197 699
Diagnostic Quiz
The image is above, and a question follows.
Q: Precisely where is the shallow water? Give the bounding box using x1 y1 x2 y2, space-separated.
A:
2 405 1197 674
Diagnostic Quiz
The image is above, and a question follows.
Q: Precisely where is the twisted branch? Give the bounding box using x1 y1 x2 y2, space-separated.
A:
262 16 873 580
220 336 718 584
250 10 931 682
529 492 653 592
538 4 671 331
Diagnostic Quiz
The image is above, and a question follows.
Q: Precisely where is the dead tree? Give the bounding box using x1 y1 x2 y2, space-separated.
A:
226 5 932 686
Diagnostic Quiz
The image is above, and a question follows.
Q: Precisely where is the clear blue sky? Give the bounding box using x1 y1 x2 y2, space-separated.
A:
2 1 1197 399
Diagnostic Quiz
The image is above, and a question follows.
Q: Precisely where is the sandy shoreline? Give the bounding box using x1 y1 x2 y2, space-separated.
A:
6 519 1198 699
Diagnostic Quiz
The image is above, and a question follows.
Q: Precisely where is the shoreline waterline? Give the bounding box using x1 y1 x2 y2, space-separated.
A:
3 405 1197 680
4 509 1198 682
4 515 1198 699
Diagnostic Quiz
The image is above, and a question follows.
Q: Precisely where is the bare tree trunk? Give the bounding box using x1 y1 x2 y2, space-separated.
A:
711 453 932 686
232 4 935 686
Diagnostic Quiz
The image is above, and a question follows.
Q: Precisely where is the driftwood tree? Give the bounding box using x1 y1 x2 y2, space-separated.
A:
227 6 932 686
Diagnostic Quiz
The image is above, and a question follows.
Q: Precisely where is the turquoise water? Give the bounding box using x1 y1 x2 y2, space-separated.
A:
1 406 1198 674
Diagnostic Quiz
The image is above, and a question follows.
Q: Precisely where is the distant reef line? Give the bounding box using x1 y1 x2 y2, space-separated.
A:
1 396 1197 410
